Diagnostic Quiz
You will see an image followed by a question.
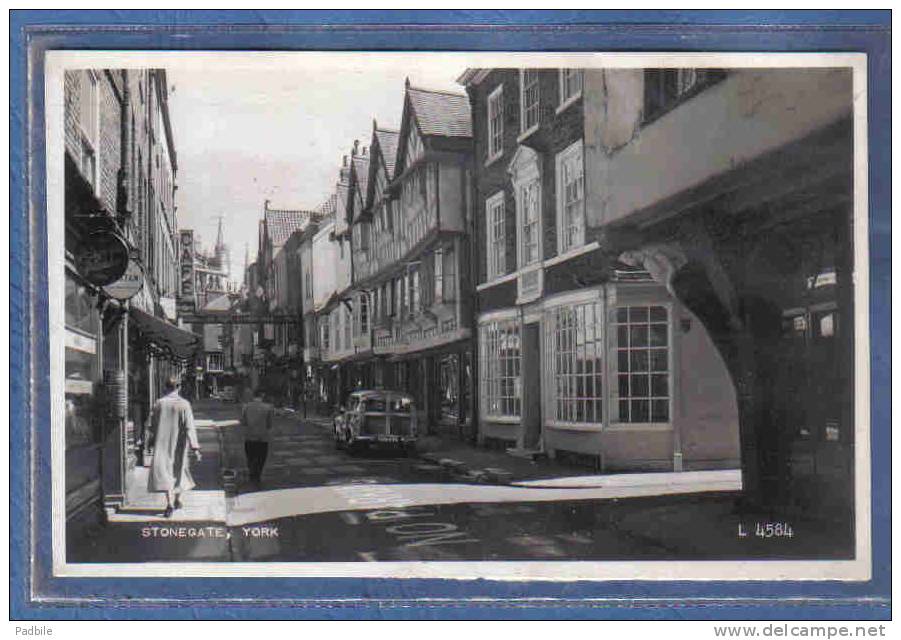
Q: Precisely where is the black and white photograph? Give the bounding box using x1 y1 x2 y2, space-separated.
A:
47 51 869 580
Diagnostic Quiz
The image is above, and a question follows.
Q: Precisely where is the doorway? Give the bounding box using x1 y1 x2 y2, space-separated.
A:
521 322 542 450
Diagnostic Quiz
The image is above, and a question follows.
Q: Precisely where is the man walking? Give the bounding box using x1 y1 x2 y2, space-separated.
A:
242 390 275 488
148 375 201 518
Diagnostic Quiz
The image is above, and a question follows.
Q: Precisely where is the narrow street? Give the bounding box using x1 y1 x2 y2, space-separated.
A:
68 399 854 564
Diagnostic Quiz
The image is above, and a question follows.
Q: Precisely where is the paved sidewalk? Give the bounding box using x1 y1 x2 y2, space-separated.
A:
109 421 228 522
68 418 233 563
296 409 736 489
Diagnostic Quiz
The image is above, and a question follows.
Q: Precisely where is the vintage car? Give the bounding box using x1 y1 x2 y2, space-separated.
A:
333 390 419 453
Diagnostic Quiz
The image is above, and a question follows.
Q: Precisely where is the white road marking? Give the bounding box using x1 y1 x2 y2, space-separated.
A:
225 470 742 527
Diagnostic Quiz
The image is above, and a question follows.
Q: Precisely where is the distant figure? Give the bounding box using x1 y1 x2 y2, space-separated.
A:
242 390 275 488
148 375 201 518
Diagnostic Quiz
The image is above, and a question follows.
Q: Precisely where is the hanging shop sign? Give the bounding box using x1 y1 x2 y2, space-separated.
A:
75 231 130 287
102 258 144 301
178 229 196 312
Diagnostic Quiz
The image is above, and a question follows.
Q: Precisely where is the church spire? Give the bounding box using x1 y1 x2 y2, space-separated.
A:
215 216 225 252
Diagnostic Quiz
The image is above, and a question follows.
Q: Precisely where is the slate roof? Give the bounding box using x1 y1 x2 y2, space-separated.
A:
265 208 318 246
407 86 472 138
317 193 338 217
374 127 400 177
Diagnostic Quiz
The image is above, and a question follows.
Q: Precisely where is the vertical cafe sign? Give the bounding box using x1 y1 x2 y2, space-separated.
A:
178 229 196 313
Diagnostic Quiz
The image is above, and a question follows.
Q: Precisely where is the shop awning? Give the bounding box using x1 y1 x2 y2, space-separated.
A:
129 307 202 362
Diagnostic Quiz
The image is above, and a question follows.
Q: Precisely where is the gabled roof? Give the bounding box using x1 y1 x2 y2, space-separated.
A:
265 208 318 247
406 85 472 139
352 154 370 203
365 124 399 210
395 81 472 176
373 126 400 177
347 152 370 224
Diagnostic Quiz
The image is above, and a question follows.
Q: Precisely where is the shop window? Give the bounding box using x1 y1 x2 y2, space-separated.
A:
437 354 460 424
65 273 99 335
547 301 604 424
614 306 670 423
479 318 522 418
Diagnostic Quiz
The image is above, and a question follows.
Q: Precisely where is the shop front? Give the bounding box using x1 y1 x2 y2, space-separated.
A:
476 269 741 471
64 268 106 534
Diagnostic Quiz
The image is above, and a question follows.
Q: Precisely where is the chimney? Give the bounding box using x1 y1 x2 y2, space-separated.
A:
362 146 368 156
353 139 360 155
342 155 347 167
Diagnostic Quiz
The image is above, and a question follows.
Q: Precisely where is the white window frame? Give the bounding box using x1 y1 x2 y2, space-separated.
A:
485 191 507 282
544 298 605 427
555 139 586 254
514 167 542 269
486 84 504 165
77 70 100 195
557 69 583 112
519 69 540 139
612 304 672 425
479 316 522 420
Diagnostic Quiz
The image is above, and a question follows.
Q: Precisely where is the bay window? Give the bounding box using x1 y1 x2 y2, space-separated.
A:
546 300 604 425
614 305 670 423
479 318 521 418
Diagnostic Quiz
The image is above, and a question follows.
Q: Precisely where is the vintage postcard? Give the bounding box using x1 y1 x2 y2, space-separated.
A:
45 50 870 582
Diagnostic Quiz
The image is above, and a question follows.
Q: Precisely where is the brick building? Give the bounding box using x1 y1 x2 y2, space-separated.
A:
64 68 196 537
460 67 740 471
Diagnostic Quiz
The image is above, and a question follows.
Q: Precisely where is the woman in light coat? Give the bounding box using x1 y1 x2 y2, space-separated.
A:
148 375 201 517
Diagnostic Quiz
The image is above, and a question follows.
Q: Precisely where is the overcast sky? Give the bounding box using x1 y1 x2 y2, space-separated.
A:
167 54 464 279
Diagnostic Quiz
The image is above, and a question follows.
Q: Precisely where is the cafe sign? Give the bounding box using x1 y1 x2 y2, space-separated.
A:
75 231 130 287
102 258 144 301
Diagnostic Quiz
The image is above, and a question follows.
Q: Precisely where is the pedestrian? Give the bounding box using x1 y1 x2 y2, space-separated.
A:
148 375 201 518
242 389 275 488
